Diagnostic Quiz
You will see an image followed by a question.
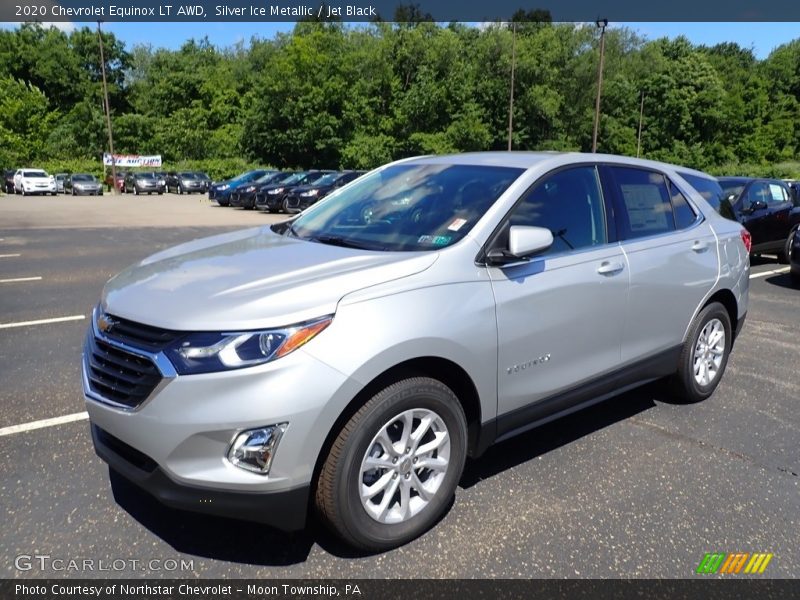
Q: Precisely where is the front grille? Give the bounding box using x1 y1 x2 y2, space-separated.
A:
102 313 183 351
85 334 163 408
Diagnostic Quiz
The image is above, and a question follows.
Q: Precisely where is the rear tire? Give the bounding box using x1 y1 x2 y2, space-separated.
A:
778 227 797 264
670 302 732 403
315 377 467 552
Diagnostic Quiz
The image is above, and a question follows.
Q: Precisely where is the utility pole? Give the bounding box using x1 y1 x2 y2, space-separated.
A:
98 21 117 194
637 91 645 158
591 19 608 153
507 22 517 151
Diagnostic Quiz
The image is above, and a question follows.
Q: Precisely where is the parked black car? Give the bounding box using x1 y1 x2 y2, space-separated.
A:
230 171 288 209
65 173 103 196
283 171 366 214
124 172 165 195
193 172 211 192
208 170 273 206
254 170 333 213
4 169 15 193
166 171 207 194
716 177 800 260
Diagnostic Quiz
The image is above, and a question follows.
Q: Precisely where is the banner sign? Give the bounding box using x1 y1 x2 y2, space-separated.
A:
103 154 162 167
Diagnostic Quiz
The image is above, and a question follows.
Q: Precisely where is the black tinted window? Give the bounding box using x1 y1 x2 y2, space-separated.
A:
679 172 723 211
509 166 607 254
669 183 697 229
610 167 675 239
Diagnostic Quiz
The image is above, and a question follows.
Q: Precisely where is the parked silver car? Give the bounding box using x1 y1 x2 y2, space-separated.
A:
83 152 750 550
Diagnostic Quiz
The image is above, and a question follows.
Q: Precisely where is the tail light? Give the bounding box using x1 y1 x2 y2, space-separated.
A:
740 229 752 253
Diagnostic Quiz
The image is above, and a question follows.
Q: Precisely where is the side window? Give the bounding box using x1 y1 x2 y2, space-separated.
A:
610 167 675 239
669 182 698 229
767 183 788 205
746 182 770 207
509 166 607 254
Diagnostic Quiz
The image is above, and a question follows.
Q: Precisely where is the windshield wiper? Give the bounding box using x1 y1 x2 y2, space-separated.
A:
308 235 386 251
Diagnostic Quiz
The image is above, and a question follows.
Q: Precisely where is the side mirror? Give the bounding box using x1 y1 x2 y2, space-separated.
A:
750 200 768 212
487 226 554 266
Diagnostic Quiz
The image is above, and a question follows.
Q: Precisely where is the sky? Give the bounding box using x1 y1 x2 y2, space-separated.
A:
3 21 798 59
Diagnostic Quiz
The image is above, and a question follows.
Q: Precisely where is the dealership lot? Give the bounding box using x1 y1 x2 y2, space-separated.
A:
1 193 797 578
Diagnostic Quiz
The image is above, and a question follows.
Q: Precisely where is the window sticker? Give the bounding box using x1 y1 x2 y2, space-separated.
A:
769 184 784 202
418 235 452 246
620 184 670 232
448 218 468 231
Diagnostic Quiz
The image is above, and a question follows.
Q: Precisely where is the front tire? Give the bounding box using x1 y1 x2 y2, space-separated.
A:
315 377 467 552
670 302 732 403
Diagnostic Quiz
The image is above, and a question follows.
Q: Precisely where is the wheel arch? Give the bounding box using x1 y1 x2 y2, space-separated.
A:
310 356 484 502
701 288 740 345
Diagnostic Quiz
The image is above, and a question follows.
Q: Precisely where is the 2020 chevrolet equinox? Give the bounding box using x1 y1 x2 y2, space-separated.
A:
83 152 750 550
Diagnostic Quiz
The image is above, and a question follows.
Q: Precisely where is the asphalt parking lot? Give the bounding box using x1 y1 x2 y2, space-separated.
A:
1 193 798 579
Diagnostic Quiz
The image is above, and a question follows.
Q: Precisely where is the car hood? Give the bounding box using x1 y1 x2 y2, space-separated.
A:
102 227 438 331
21 176 52 183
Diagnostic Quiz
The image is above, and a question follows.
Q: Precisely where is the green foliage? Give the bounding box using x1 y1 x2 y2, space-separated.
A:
1 22 799 177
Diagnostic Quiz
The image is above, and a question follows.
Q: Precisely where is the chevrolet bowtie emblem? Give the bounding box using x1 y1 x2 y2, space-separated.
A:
97 313 118 333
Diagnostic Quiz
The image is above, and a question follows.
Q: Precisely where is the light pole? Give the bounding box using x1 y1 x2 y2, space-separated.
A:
98 21 118 194
591 18 608 154
637 90 645 158
507 22 517 151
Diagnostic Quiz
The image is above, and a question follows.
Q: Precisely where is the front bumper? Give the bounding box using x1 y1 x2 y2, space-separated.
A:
256 193 286 211
92 424 310 530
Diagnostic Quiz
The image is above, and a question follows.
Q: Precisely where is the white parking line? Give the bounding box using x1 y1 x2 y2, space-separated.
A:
0 253 21 258
0 412 89 437
0 314 85 329
0 276 42 283
749 267 790 280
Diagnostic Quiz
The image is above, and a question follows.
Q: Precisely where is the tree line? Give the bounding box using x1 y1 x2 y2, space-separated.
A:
1 21 799 180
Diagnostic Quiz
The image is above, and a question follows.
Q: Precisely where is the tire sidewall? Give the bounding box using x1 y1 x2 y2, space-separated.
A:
333 380 467 550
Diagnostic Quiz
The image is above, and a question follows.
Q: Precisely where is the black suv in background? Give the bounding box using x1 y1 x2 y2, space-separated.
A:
714 177 800 260
166 172 207 194
283 171 365 214
254 170 333 213
3 169 15 193
230 171 288 209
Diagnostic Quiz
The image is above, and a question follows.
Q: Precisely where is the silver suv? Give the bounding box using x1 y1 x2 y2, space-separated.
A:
83 152 750 550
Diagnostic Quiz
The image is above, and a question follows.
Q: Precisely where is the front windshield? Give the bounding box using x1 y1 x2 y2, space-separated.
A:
180 172 197 179
24 170 48 178
73 174 95 181
279 173 306 185
719 180 745 198
311 173 340 186
278 163 524 252
137 173 156 180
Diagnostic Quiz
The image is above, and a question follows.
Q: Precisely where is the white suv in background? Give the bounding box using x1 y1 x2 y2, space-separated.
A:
13 168 57 196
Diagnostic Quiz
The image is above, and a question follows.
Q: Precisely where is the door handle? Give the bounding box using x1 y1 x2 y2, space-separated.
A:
691 240 709 253
597 261 624 275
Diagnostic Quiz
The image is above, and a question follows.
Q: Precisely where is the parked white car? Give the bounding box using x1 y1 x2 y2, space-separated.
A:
13 169 57 196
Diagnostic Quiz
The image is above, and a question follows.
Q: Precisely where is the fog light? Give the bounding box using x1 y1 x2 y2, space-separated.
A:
227 424 287 475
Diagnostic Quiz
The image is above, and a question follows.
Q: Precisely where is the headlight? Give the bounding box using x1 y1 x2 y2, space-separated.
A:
299 189 319 197
74 184 84 190
218 184 230 191
159 179 166 185
166 316 333 375
267 187 284 195
244 185 256 192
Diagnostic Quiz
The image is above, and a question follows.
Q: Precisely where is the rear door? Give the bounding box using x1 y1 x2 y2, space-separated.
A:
603 165 719 364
